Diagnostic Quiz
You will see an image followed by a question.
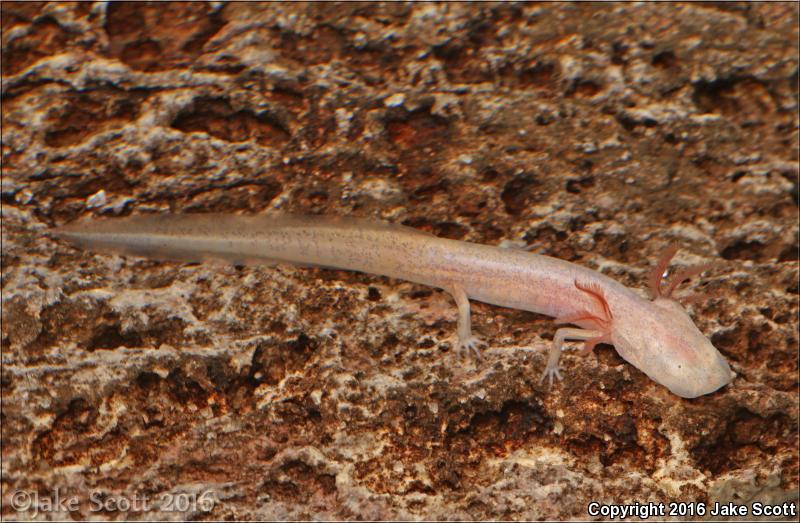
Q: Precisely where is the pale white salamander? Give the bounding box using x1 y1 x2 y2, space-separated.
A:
52 214 734 398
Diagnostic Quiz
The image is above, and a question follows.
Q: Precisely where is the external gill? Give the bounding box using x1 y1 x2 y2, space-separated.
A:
648 244 714 303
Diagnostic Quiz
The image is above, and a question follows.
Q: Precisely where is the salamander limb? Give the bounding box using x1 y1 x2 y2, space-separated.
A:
449 283 484 359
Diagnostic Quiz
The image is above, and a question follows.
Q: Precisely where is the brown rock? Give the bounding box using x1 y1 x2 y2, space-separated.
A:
2 2 797 519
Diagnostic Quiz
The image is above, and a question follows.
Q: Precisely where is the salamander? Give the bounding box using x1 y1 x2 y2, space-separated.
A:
51 214 734 398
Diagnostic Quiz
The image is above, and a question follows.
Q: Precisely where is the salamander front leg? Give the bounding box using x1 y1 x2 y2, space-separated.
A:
540 327 602 387
449 284 483 360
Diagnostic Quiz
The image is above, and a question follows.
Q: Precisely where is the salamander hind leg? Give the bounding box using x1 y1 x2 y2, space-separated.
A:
448 284 484 360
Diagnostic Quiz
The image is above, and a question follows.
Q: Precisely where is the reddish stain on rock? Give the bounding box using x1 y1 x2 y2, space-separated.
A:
2 16 70 76
44 88 147 148
171 97 291 147
104 1 225 71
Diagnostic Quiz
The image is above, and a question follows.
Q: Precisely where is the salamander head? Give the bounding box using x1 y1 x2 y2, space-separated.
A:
613 245 733 398
651 298 731 398
611 297 732 398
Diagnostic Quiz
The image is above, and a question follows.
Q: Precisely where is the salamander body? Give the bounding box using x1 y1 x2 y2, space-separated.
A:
52 214 733 398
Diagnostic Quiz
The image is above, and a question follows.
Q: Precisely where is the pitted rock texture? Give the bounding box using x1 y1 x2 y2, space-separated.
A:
2 2 798 520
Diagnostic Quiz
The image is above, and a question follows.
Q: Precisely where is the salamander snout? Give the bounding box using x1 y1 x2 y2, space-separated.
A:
697 351 734 396
656 347 732 399
656 303 734 398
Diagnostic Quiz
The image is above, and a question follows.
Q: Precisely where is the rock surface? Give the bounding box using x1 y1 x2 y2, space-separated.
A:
2 2 798 520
